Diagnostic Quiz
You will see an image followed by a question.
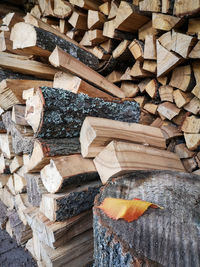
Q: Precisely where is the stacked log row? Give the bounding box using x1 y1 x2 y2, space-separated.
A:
0 0 199 266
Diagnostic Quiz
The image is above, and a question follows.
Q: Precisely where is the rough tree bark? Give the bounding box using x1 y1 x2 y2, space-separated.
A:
26 87 140 139
93 170 200 267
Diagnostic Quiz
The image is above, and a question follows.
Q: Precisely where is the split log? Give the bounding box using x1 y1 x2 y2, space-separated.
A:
106 71 123 84
112 40 133 63
2 111 34 155
120 82 139 98
144 34 156 60
25 86 140 138
40 230 93 267
99 2 111 16
38 0 54 17
130 60 152 78
7 209 32 245
53 0 73 18
11 22 99 70
25 207 92 248
114 1 150 32
157 102 180 120
69 0 102 10
181 115 200 133
13 173 27 194
0 12 23 31
142 60 157 74
0 79 53 110
152 13 183 31
156 41 182 77
184 97 200 115
139 0 161 12
41 154 99 193
173 90 193 108
175 143 195 159
169 65 195 92
6 175 15 195
0 186 14 209
49 46 125 98
0 174 10 188
0 134 14 159
93 170 200 266
9 156 23 173
0 52 57 80
40 180 101 221
158 31 173 51
27 138 80 172
182 158 198 173
14 193 31 226
93 140 184 184
12 105 29 126
80 117 166 158
53 71 113 99
171 32 195 58
88 10 106 29
144 79 159 98
26 173 48 207
0 154 11 174
173 0 200 16
143 103 158 115
68 10 88 30
138 21 159 41
184 133 200 150
129 39 144 61
159 85 174 102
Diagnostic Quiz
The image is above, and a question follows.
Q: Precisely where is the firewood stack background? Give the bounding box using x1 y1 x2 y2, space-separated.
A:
0 0 200 266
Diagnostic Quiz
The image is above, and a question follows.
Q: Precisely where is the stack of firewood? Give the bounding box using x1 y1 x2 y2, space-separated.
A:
0 0 200 266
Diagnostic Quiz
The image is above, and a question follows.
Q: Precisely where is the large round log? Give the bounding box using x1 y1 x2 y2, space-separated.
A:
93 170 200 266
26 87 140 139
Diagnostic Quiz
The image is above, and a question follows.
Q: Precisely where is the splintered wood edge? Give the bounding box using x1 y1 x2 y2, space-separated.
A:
40 160 63 193
25 88 44 133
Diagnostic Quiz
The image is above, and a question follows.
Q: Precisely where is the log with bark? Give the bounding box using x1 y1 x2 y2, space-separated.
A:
93 170 200 267
25 86 140 138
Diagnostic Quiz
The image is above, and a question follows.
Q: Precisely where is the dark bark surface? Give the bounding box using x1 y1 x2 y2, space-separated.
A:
93 170 200 267
55 182 101 221
36 87 140 138
35 26 99 70
38 137 80 157
0 121 6 133
2 112 33 155
26 173 47 207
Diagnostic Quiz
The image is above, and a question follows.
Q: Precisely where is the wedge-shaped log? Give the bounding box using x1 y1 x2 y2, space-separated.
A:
80 117 166 158
41 154 99 193
25 87 140 138
182 116 200 133
25 207 92 248
157 102 180 120
0 134 14 159
9 156 23 173
0 79 52 110
94 141 184 184
0 52 57 80
40 180 101 221
53 71 112 99
152 13 183 31
49 46 125 98
27 138 80 173
114 1 150 32
29 138 79 174
12 105 29 126
173 0 200 16
157 41 182 77
184 133 200 150
26 174 48 207
11 22 99 70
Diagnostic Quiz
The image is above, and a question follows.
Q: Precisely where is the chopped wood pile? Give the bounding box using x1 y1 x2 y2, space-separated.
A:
0 0 200 266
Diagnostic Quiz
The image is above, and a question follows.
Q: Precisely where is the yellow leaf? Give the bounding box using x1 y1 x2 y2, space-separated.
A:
97 197 162 222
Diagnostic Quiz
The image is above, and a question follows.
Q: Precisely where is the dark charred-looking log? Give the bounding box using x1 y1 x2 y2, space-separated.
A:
93 170 200 267
27 87 140 139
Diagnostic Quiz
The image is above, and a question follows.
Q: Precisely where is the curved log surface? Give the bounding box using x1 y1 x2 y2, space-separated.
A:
93 170 200 267
26 87 140 138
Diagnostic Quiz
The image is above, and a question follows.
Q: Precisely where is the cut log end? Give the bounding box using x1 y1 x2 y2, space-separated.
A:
49 46 60 68
25 89 43 133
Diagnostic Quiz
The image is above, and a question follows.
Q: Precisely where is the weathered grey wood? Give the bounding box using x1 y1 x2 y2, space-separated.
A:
2 111 33 155
26 87 140 138
40 180 101 221
26 173 48 207
0 67 37 82
0 200 8 229
93 170 200 267
7 209 32 245
11 22 99 70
